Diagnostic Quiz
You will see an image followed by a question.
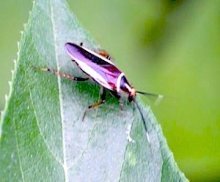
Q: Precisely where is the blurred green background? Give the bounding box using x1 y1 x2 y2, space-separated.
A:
0 0 219 181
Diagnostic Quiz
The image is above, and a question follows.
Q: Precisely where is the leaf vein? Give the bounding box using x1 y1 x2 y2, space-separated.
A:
29 90 64 167
14 117 25 182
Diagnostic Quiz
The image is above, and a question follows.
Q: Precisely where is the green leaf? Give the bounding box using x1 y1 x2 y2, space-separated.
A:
0 0 188 181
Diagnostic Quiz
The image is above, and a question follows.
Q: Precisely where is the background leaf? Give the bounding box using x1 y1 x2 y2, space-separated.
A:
0 0 187 181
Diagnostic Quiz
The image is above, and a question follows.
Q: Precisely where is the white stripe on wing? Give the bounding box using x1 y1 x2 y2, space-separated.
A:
76 60 113 90
116 73 125 93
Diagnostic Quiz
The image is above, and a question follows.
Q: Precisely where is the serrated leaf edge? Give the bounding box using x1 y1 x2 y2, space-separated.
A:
0 1 33 138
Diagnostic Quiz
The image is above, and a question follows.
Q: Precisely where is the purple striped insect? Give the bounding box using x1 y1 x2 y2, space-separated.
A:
40 42 162 141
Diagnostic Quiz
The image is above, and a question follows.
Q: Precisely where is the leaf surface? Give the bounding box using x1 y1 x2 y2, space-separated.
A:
0 0 188 181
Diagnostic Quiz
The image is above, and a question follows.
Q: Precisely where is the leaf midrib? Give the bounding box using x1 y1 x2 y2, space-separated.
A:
49 0 68 180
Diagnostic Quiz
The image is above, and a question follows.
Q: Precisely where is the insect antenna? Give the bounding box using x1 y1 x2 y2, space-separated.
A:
136 91 164 105
133 98 150 142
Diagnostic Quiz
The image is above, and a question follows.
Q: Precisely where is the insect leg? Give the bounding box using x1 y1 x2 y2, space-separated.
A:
110 91 123 110
37 67 89 81
82 87 106 121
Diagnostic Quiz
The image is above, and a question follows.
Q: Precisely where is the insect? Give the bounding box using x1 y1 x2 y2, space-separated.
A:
39 42 162 142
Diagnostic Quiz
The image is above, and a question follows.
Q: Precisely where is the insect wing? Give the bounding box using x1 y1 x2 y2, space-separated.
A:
65 43 122 91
